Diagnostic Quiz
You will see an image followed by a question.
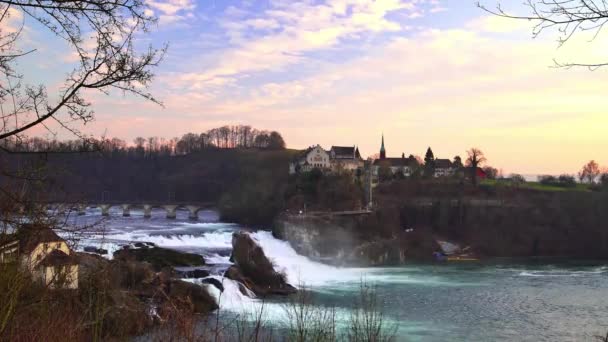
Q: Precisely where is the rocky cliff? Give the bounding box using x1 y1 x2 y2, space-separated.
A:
274 190 608 264
273 211 438 266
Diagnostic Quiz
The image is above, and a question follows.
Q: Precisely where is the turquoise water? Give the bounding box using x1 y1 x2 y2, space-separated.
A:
308 263 608 341
69 209 608 341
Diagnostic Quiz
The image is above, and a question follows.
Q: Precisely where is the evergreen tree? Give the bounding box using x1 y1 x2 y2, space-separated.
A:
424 147 436 178
453 156 463 169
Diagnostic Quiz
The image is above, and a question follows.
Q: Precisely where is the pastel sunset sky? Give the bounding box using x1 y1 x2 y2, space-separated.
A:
13 0 608 175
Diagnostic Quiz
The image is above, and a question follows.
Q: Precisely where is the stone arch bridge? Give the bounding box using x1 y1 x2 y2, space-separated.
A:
45 202 215 220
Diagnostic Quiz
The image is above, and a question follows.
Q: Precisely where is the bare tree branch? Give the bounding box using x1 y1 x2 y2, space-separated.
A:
0 0 165 145
478 0 608 68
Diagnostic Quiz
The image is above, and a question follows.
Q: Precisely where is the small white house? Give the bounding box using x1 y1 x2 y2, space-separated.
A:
434 159 456 177
0 225 79 289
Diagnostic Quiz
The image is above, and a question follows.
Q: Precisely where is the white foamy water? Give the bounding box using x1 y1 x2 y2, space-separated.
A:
249 231 368 287
518 267 608 277
106 232 233 249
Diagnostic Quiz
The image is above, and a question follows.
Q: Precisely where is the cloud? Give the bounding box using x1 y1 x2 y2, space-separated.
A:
171 0 425 93
146 0 196 26
466 15 531 33
0 7 24 34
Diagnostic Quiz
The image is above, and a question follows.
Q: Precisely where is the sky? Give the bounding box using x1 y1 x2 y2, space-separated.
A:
8 0 608 175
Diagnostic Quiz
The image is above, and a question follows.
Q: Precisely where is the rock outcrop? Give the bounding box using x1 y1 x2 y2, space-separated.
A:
114 245 205 271
167 279 219 313
225 232 296 296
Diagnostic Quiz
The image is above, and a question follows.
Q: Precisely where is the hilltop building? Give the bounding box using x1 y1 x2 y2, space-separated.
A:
372 135 418 178
0 225 79 289
289 145 331 174
434 158 456 177
372 135 462 179
329 146 364 171
289 144 364 174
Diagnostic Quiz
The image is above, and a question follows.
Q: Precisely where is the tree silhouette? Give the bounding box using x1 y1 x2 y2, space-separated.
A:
453 155 463 169
579 160 601 184
466 148 487 186
424 147 435 178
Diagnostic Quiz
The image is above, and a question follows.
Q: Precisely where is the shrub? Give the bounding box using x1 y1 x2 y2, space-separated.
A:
347 282 396 342
557 175 577 188
539 174 577 188
283 287 337 342
538 175 557 186
509 174 526 185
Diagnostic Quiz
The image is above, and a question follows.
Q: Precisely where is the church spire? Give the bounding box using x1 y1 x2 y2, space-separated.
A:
380 133 386 160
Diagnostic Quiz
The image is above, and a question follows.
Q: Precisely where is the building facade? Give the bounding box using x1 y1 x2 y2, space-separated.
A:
372 135 418 179
290 144 364 174
0 225 79 289
289 144 331 174
434 159 456 177
329 146 364 171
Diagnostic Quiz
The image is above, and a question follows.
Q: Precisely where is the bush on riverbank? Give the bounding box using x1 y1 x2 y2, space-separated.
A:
0 249 220 341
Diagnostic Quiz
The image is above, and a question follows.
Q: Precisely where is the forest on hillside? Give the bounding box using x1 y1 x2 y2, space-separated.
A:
0 126 290 205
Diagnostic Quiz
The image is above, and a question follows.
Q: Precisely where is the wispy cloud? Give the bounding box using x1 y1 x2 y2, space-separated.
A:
171 0 426 93
146 0 197 26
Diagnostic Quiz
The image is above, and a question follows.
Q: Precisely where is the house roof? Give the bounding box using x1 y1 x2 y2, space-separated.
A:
373 157 417 167
435 159 453 169
39 249 77 267
291 146 314 161
10 225 65 254
330 146 363 160
331 146 354 155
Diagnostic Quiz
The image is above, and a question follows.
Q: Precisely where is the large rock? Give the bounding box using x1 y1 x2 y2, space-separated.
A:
175 268 210 279
167 280 219 314
201 277 224 293
114 246 205 271
225 232 296 296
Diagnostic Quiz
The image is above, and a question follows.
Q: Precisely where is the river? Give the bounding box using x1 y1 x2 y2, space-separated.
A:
69 207 608 341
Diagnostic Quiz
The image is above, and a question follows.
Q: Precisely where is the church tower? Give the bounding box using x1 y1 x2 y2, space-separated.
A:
380 134 386 160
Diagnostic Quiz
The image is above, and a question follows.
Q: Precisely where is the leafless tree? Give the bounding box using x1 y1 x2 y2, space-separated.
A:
466 148 487 186
0 0 165 148
579 160 601 184
478 0 608 69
